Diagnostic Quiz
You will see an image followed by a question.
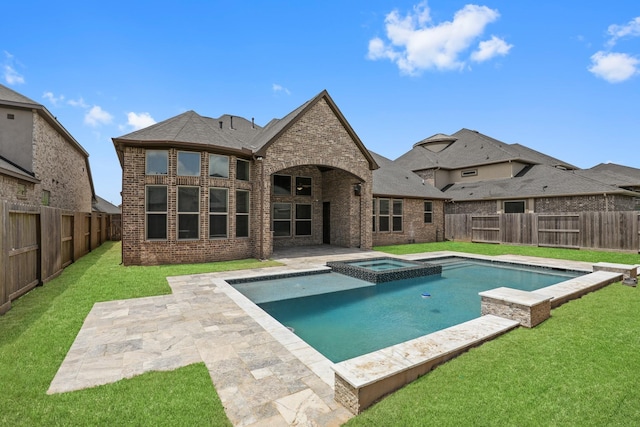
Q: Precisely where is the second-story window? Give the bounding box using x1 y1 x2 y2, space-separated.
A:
146 150 168 175
209 154 229 178
236 159 250 181
177 151 200 176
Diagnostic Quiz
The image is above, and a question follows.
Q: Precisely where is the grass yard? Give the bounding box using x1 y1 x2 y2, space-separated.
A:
1 240 639 426
0 241 280 426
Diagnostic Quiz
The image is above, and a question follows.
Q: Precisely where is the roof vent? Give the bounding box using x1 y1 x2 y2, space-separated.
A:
252 117 255 128
219 121 223 129
230 116 234 129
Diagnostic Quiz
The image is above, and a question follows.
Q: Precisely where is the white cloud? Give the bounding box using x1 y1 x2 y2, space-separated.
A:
84 105 113 127
471 35 513 62
606 16 640 47
126 112 156 130
588 51 639 83
42 91 64 106
272 84 291 95
3 51 25 85
367 2 507 75
68 97 89 108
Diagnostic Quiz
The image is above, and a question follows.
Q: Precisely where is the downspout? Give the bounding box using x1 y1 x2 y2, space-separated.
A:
256 155 265 259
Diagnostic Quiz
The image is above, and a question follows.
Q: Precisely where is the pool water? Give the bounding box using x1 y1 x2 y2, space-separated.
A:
345 259 419 272
238 259 582 362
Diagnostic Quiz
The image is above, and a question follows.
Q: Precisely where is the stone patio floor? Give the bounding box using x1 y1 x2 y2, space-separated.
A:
47 246 595 426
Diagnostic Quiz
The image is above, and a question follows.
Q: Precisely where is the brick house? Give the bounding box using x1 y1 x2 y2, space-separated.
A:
113 90 447 265
395 128 640 214
0 84 94 211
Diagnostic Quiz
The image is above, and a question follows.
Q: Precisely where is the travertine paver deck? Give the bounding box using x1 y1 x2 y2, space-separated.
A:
47 247 619 426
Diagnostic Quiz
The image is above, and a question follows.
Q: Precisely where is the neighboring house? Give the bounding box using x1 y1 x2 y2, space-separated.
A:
370 151 447 246
0 84 94 212
113 90 447 265
395 129 640 214
577 163 640 195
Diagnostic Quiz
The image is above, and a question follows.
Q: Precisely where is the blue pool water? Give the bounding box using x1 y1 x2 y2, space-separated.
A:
236 258 582 362
345 259 419 271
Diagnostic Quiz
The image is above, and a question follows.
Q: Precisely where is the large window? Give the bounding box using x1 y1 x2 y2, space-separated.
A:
210 154 229 178
295 177 312 196
146 150 168 175
295 204 312 236
504 200 525 213
209 188 228 238
177 186 199 239
273 203 291 237
146 186 167 239
177 151 200 176
378 198 390 232
273 175 291 195
392 199 403 232
236 159 250 181
424 201 433 223
236 190 250 238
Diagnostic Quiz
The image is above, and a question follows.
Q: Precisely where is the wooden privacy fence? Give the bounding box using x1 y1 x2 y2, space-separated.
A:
445 212 640 252
1 200 109 315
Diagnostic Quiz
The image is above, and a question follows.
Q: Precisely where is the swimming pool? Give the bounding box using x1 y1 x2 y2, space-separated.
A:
232 257 583 362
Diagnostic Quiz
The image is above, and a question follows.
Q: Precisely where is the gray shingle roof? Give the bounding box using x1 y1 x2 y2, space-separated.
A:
442 164 635 201
93 195 120 214
0 83 39 105
0 156 39 183
115 110 262 152
370 151 447 199
114 90 378 170
395 128 577 171
577 163 640 188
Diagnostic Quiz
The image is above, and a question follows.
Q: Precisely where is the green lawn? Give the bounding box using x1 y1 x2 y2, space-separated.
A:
2 240 639 426
0 241 280 426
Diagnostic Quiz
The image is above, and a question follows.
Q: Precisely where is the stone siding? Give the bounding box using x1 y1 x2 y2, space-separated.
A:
0 174 37 205
32 113 93 212
373 199 445 246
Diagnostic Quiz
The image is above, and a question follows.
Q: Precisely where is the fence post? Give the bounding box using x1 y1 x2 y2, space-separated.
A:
0 200 9 314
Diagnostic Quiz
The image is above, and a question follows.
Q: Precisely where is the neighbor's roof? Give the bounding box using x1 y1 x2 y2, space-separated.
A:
92 195 121 214
0 156 40 183
442 164 638 201
394 128 577 171
370 151 447 199
574 163 640 188
113 90 378 170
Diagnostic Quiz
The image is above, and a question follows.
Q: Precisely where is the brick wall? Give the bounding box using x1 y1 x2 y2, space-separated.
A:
373 199 445 246
32 113 93 212
534 194 636 212
121 147 255 265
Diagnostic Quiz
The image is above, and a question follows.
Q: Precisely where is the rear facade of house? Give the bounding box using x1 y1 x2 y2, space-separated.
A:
113 90 447 265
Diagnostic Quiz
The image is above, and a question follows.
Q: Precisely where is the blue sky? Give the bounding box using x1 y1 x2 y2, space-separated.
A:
2 1 639 206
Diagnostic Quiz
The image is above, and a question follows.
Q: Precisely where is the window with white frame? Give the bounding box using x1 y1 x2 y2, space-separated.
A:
392 199 403 231
177 186 199 239
209 188 228 238
295 204 312 235
424 201 433 223
146 185 167 239
177 151 200 176
146 150 168 175
236 190 250 238
378 198 390 232
209 154 229 178
236 159 250 181
273 203 291 237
